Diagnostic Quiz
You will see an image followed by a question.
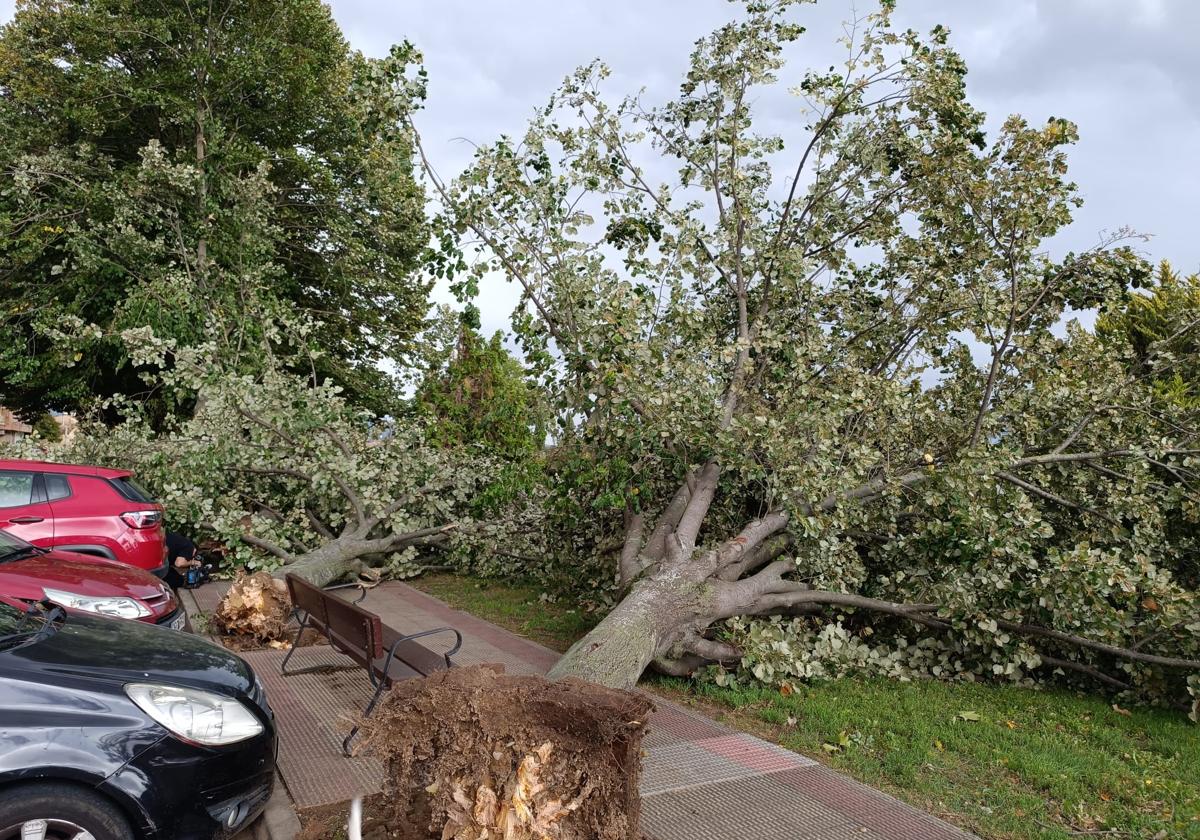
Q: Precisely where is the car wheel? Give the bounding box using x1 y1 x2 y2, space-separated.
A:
0 783 133 840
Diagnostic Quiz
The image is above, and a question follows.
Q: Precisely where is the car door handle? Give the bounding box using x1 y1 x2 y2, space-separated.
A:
7 516 44 524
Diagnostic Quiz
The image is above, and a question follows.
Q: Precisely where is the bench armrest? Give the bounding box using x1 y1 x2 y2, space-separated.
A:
389 626 464 668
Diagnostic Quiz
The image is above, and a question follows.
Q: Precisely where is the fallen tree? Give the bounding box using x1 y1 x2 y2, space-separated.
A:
53 323 494 590
424 0 1200 703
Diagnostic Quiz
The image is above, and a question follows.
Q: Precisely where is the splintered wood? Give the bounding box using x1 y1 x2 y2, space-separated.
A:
212 571 292 646
356 665 654 840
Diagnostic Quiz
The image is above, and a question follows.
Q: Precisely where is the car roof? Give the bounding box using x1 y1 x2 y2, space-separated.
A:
0 458 132 479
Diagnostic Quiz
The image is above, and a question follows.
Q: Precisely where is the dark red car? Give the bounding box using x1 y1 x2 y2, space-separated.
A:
0 459 167 576
0 528 185 629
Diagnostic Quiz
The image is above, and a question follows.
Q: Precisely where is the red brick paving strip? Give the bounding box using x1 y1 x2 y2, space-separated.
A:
185 579 979 839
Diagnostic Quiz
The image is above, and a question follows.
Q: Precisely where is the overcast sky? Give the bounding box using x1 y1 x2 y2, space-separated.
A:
3 0 1197 337
332 0 1200 334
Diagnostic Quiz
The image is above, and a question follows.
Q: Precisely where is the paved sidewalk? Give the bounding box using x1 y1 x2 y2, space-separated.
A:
183 581 978 840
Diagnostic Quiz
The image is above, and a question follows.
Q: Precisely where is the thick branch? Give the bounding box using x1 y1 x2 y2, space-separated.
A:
618 508 646 586
644 480 693 562
707 511 790 577
996 620 1200 670
198 520 294 564
305 506 335 541
652 653 712 677
327 473 367 531
240 533 295 564
1036 654 1131 692
719 533 793 582
673 460 721 558
739 587 946 627
685 635 742 663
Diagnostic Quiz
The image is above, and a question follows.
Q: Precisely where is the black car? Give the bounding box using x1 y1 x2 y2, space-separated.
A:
0 595 276 840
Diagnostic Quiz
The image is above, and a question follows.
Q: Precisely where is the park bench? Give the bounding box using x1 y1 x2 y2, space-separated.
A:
279 572 463 755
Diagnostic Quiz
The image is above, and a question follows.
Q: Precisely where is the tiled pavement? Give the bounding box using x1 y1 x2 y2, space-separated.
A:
181 581 978 840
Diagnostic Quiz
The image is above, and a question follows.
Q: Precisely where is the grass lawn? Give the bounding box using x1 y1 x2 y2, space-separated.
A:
409 572 1200 840
408 572 598 652
656 677 1199 840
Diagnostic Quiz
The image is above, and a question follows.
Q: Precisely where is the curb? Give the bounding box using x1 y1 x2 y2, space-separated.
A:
239 774 301 840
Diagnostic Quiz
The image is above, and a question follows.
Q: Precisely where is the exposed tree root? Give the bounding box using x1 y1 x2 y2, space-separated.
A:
211 571 292 645
356 666 653 840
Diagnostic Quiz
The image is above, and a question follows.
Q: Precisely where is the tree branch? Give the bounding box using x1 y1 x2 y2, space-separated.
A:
619 507 646 586
730 587 1200 673
1036 654 1131 692
644 479 694 562
719 533 793 582
996 620 1200 670
305 506 335 541
996 470 1119 526
707 511 790 577
673 460 721 557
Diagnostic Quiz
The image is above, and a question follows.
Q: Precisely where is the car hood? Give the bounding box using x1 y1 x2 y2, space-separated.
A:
0 550 173 603
3 610 257 698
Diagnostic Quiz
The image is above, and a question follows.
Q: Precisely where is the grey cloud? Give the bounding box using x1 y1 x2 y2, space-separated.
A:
2 0 1195 303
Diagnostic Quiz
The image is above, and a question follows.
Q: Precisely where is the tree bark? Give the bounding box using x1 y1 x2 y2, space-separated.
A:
275 539 374 589
547 572 719 690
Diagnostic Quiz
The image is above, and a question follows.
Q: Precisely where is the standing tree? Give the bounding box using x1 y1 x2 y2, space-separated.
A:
0 0 428 419
415 310 546 457
1098 260 1200 409
421 0 1200 698
30 412 63 443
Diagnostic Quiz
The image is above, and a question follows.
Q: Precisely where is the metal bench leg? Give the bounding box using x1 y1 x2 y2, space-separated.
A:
279 609 311 676
341 637 405 756
341 677 390 756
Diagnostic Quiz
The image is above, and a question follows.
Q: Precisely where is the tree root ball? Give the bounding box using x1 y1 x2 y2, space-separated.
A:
212 571 292 645
355 665 654 840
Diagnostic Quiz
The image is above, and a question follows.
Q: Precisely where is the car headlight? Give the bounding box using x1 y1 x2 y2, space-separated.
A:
42 588 151 619
125 683 264 746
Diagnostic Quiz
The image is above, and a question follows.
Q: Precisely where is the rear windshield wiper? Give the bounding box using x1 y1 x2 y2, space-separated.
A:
0 545 50 563
0 602 64 650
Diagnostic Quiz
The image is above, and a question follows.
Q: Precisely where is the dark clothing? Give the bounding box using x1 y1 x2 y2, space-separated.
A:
164 532 197 590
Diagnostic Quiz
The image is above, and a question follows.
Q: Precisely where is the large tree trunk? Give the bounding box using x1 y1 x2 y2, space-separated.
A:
545 465 803 690
249 523 456 589
275 540 375 588
547 574 719 690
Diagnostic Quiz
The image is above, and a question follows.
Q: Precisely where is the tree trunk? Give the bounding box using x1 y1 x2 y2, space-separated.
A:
547 573 719 690
273 539 373 588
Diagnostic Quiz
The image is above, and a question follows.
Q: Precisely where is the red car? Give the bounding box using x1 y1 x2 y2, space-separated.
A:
0 458 167 576
0 528 185 628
